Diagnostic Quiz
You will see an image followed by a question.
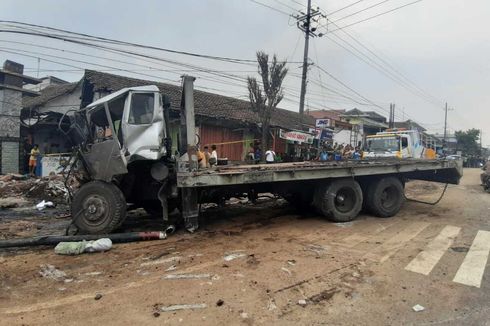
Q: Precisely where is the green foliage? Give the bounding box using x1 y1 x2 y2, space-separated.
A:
455 128 481 156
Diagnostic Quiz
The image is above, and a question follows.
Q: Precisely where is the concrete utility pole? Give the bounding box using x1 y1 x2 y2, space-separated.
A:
296 1 323 115
298 0 312 116
443 102 448 146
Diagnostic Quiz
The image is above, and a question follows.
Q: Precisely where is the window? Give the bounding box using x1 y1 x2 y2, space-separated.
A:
128 93 154 125
401 137 409 148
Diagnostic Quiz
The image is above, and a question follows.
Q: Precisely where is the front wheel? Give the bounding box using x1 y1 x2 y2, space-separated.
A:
71 181 127 234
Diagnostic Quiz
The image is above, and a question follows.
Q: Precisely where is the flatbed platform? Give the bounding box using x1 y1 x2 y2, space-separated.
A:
177 159 463 188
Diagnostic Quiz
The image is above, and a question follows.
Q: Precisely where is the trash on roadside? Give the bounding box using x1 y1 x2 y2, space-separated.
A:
287 259 296 266
298 299 307 306
160 304 207 312
281 267 292 275
162 273 212 280
94 293 103 300
216 299 224 306
412 304 425 312
39 264 67 281
54 238 112 255
223 252 246 261
36 200 55 211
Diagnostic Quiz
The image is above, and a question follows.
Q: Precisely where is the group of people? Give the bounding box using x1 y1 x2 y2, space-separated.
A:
197 144 218 169
317 143 362 162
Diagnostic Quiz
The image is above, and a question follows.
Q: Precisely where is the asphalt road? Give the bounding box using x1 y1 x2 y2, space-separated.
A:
0 168 489 325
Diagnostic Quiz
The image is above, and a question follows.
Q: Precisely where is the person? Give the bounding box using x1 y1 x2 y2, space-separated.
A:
197 147 206 169
425 145 436 159
209 144 218 166
254 147 262 164
319 148 329 161
203 146 211 168
29 144 40 177
246 143 255 163
265 147 276 164
352 147 361 160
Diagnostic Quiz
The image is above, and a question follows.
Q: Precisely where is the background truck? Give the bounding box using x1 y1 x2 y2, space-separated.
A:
364 129 425 159
61 76 463 234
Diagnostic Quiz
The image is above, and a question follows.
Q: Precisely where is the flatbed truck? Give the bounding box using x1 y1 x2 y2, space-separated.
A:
61 76 463 234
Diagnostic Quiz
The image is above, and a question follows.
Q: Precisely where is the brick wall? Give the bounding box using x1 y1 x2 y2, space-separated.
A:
0 141 19 174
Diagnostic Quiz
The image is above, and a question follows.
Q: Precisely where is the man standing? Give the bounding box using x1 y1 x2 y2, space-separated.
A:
29 144 40 177
209 144 218 166
265 147 276 164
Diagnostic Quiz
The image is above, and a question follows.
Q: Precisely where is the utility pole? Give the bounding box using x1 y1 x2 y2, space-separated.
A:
443 102 448 146
295 1 324 115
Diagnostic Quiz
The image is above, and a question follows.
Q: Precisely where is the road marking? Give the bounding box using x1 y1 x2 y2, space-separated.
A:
453 230 490 288
332 221 399 248
364 222 430 263
405 225 461 275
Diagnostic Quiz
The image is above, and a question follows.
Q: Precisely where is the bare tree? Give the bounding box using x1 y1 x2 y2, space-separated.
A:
247 51 288 161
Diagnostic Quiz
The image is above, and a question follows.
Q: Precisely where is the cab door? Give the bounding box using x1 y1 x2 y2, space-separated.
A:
121 91 165 161
400 135 411 158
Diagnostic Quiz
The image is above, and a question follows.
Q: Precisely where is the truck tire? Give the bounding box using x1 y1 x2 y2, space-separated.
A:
314 179 363 222
365 177 404 218
71 181 127 234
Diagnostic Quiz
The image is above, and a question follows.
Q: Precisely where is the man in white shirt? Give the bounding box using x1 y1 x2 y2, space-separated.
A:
265 147 276 164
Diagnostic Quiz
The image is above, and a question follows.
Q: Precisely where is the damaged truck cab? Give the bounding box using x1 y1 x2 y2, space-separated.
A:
65 85 177 234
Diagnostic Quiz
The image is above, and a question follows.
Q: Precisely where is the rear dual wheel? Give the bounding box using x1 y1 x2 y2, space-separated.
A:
314 179 363 222
365 177 404 218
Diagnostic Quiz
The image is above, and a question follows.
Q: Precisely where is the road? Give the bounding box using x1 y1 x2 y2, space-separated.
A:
1 168 489 325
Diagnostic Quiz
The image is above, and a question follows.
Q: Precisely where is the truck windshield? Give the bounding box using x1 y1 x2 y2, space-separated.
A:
367 137 399 152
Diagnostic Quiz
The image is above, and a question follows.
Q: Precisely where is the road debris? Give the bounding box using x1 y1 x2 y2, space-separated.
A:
39 264 67 281
54 238 112 255
163 273 212 280
216 299 224 306
298 299 307 306
160 304 207 312
412 304 425 312
94 293 103 300
35 200 55 211
281 267 292 275
140 256 181 267
223 252 246 261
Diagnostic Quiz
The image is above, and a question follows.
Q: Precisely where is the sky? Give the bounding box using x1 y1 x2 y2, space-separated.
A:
1 0 489 145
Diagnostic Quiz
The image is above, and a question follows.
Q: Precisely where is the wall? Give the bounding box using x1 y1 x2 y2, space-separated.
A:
199 124 244 161
0 89 22 173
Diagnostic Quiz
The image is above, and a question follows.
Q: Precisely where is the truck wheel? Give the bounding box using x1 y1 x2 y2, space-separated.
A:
314 179 363 222
71 181 126 234
365 177 404 218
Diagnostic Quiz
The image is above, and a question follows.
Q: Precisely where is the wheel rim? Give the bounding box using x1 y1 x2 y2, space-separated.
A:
334 187 357 213
81 195 109 226
380 186 397 209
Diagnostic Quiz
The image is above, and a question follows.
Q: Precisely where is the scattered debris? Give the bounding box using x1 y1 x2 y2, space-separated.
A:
281 267 292 275
240 312 249 319
412 304 425 312
153 312 160 318
163 273 212 280
165 265 177 272
224 252 246 262
140 256 182 267
160 304 207 312
36 200 55 211
39 264 67 281
451 246 469 253
267 298 277 311
304 244 328 255
287 259 296 266
298 299 307 306
334 222 354 228
94 293 103 300
54 238 112 255
216 299 224 307
84 271 103 276
308 289 338 303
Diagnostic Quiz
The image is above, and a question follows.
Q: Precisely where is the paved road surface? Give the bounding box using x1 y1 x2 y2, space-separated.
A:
0 168 489 325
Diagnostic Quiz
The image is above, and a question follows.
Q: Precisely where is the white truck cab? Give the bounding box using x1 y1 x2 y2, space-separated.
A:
364 129 424 159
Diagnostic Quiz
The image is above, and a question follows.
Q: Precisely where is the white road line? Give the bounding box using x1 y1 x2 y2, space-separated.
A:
332 221 399 248
453 230 490 288
364 222 430 263
405 225 461 275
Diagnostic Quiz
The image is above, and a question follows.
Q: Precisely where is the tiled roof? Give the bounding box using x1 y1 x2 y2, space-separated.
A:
83 70 314 130
23 81 79 108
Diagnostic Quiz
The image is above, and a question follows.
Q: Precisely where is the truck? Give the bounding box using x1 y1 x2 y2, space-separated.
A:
364 129 425 159
60 76 463 234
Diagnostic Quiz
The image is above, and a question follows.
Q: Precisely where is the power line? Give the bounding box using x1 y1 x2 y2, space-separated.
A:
327 0 367 16
326 0 392 26
247 0 292 16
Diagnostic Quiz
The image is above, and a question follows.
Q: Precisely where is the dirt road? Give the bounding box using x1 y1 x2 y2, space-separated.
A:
1 168 489 325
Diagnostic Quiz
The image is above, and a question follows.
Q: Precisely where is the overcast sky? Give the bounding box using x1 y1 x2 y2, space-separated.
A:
1 0 488 144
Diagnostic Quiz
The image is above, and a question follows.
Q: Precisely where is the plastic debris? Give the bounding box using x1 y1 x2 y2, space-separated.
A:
298 299 307 306
160 304 207 312
224 252 246 261
281 267 292 275
163 273 211 280
39 264 67 281
54 238 112 255
35 200 55 211
412 304 425 312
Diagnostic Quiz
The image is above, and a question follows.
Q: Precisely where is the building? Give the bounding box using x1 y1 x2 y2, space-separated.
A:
22 70 315 162
24 76 69 92
307 109 354 145
0 60 40 174
339 108 388 146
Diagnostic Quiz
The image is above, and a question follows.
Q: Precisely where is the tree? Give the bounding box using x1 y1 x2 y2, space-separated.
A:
455 128 480 156
247 51 288 160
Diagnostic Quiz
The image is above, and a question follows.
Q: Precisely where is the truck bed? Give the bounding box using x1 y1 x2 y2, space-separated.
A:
177 159 463 188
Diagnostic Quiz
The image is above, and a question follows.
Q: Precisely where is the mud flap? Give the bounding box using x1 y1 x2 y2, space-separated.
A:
181 187 199 232
157 181 170 222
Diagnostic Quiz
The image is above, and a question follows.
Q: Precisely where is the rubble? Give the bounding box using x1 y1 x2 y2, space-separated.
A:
38 264 67 281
